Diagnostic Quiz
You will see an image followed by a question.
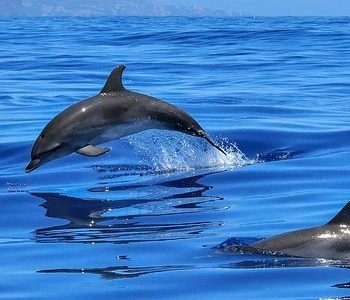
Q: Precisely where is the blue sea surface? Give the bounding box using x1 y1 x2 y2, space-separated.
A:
1 16 350 299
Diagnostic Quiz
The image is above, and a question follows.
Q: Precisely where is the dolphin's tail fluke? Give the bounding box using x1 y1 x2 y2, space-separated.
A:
204 135 227 156
200 132 227 156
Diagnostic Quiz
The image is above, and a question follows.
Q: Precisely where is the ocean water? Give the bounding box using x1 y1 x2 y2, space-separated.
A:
1 16 350 299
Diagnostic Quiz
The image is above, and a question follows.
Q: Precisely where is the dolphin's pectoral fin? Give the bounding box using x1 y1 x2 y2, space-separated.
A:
76 145 110 157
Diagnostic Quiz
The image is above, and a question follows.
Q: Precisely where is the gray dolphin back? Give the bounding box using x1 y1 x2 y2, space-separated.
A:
252 201 350 260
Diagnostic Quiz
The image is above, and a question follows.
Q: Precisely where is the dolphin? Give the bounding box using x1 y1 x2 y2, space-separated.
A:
227 201 350 260
25 65 226 173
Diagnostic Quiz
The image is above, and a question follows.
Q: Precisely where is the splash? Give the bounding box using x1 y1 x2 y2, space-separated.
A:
127 130 255 173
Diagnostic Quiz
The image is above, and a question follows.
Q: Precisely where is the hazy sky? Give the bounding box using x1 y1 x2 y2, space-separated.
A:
161 0 350 16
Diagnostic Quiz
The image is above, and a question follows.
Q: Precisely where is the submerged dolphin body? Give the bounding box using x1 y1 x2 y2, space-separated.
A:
225 201 350 260
26 65 226 173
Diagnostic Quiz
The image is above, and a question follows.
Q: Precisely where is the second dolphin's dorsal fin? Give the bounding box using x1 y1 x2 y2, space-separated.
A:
327 201 350 225
100 65 126 93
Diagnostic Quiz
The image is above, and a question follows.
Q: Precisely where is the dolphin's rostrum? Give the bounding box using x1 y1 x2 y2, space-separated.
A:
26 65 226 173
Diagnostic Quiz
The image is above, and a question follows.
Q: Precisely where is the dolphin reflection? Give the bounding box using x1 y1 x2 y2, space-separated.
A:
32 171 223 244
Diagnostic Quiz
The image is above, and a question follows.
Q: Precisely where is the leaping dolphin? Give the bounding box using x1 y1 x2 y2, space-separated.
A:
25 65 226 173
222 201 350 261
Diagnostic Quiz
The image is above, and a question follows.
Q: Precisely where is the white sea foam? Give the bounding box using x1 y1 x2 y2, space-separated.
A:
127 130 255 173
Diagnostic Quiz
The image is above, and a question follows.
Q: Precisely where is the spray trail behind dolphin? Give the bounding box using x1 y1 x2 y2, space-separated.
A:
127 130 255 173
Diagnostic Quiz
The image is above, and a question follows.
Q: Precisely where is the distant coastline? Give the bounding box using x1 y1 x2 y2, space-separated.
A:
0 0 245 17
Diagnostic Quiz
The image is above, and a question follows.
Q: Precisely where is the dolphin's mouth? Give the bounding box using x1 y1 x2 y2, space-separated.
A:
25 159 41 173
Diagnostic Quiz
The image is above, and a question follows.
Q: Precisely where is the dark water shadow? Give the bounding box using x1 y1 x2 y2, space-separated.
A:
33 171 224 244
220 257 349 269
38 264 193 280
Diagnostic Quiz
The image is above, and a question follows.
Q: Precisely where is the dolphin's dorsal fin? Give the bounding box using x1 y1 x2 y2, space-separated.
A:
100 65 126 93
327 201 350 225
